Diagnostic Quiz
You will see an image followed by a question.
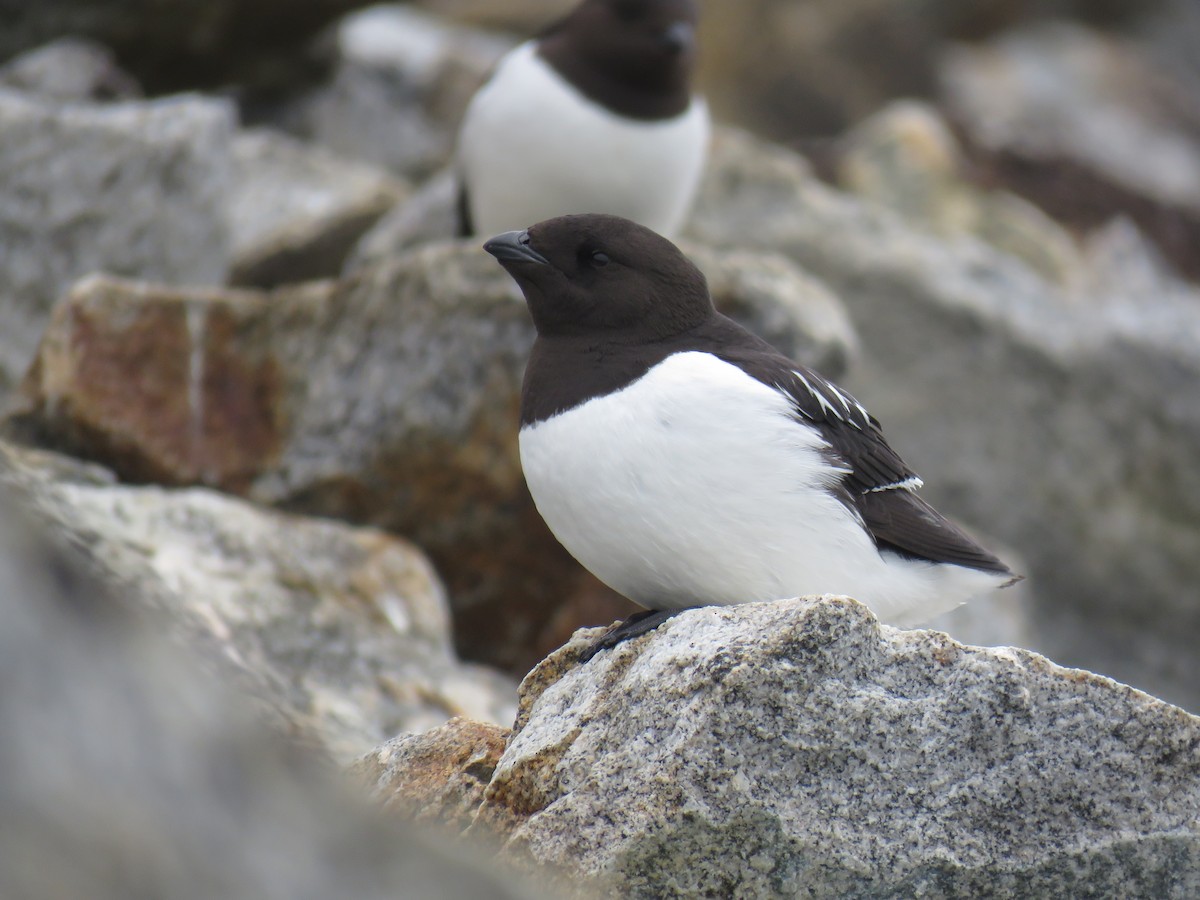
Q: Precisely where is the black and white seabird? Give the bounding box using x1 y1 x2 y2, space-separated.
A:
485 214 1020 654
455 0 709 238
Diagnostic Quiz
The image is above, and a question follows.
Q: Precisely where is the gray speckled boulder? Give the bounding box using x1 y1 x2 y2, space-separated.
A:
0 89 233 398
344 168 462 262
480 597 1200 898
227 128 409 288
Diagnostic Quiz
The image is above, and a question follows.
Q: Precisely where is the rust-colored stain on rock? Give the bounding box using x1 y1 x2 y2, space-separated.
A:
26 290 284 493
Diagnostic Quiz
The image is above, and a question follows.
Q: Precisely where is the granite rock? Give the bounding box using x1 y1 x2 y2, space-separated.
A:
345 168 461 262
1 253 563 674
0 89 233 399
1136 0 1200 96
354 718 509 832
940 22 1200 212
228 128 409 287
691 0 1168 142
481 597 1200 897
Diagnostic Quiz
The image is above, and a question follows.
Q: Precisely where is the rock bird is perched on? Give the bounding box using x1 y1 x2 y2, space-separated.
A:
456 0 709 238
485 214 1020 656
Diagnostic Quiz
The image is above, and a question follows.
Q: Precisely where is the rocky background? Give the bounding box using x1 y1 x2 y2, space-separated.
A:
1 0 1198 896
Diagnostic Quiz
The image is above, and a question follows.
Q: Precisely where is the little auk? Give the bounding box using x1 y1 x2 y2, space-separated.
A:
456 0 709 238
484 214 1020 658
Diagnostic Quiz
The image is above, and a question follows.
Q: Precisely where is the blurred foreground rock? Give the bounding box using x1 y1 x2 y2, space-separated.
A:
685 126 1200 711
0 88 233 399
0 441 515 761
371 597 1200 897
5 235 855 674
0 467 540 900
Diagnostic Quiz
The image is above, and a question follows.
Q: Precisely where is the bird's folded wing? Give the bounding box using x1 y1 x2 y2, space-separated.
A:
856 488 1013 574
716 341 1012 576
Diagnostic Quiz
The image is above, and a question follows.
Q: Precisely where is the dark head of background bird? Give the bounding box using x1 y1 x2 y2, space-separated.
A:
538 0 699 119
484 213 714 340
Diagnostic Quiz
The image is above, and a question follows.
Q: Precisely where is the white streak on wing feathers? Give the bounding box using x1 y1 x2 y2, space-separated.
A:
791 369 841 421
789 369 869 430
868 475 924 493
839 388 871 425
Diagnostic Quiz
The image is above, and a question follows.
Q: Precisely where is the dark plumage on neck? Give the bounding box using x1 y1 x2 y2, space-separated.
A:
537 0 697 120
523 269 711 341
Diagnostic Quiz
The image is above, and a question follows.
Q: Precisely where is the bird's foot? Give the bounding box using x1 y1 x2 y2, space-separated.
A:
579 608 687 663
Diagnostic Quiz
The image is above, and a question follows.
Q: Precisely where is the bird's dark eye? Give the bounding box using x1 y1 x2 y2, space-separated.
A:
591 250 610 267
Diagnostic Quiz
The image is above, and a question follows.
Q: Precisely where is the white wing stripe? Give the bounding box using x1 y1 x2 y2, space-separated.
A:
867 476 924 493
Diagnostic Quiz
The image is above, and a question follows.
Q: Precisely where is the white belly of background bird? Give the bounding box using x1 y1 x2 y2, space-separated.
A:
519 351 1003 627
457 42 709 238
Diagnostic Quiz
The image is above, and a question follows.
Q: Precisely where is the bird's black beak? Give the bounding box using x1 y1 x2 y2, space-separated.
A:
661 21 694 54
483 230 550 266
